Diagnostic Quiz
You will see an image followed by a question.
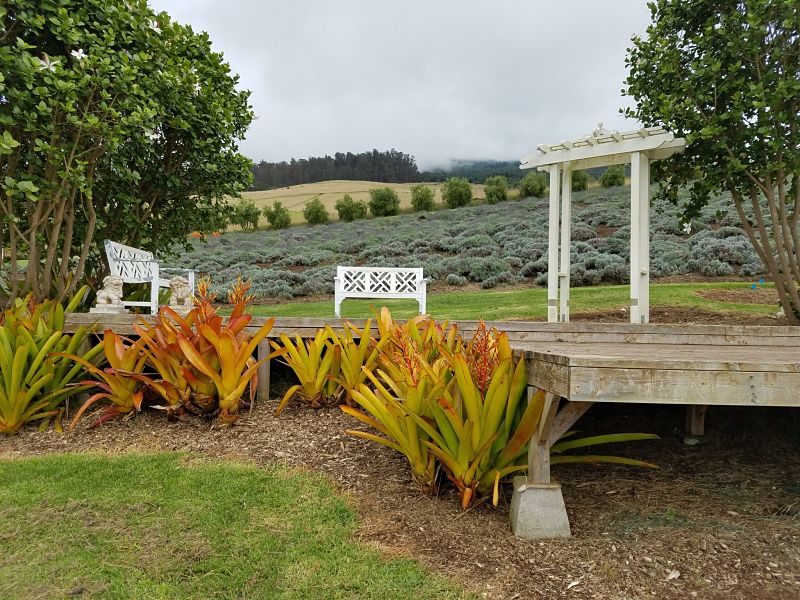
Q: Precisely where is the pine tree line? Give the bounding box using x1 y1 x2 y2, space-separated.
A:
251 149 420 189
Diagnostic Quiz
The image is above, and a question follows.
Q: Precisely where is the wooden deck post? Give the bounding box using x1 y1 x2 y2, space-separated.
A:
529 391 560 483
512 390 594 539
256 340 271 405
684 405 708 443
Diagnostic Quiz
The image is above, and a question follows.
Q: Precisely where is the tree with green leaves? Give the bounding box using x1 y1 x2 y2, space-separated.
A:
335 194 368 222
599 165 625 188
0 0 252 304
484 175 508 204
368 187 400 217
571 170 589 192
442 177 472 208
625 0 800 322
518 172 546 198
263 201 291 229
303 197 329 225
410 184 435 211
232 200 261 231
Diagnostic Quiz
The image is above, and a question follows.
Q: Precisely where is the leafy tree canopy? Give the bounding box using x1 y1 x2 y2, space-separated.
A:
368 187 400 217
410 184 435 211
599 165 625 188
232 200 261 231
441 177 473 208
484 175 508 204
571 170 589 192
303 197 329 225
0 0 253 302
624 0 800 321
263 201 291 230
518 172 546 198
335 194 367 222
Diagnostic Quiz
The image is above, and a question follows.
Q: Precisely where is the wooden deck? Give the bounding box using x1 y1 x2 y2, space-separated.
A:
524 341 800 407
515 330 799 492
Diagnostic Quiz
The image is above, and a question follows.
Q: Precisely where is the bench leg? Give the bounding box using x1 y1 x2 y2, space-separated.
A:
150 262 160 315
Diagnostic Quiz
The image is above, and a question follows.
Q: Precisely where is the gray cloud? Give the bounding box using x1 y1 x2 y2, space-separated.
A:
149 0 652 168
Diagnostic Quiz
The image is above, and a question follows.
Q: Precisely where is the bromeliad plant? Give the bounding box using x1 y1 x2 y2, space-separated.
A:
129 278 281 422
342 318 659 509
68 277 283 427
139 277 282 423
420 337 546 509
343 355 451 492
330 320 387 406
61 330 148 429
0 289 103 435
550 432 659 468
376 307 460 373
272 329 342 416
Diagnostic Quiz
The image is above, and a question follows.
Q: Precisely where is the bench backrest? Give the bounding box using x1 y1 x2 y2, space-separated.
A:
336 266 424 296
104 239 155 283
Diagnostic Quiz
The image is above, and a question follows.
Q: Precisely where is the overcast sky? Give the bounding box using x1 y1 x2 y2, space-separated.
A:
149 0 652 169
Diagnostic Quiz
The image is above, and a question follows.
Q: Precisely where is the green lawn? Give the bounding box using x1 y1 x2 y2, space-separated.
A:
0 454 465 600
247 282 777 321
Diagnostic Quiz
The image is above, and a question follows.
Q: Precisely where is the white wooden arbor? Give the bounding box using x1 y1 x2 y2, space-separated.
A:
520 124 685 324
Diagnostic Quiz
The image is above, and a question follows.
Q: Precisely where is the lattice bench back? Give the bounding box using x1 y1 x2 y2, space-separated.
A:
334 266 428 318
105 239 158 283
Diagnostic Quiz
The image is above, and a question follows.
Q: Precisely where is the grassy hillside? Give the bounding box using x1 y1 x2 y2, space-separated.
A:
172 183 764 303
239 180 486 224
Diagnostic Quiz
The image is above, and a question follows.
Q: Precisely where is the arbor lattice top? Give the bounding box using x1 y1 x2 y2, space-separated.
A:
520 124 685 171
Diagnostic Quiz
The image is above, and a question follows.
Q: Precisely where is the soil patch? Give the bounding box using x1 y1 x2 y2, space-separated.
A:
696 287 780 306
569 306 788 326
595 225 619 237
3 398 798 599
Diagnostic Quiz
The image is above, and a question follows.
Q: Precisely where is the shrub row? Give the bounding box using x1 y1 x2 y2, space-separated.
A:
176 188 763 299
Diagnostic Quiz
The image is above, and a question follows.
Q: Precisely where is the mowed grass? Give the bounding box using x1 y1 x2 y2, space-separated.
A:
0 453 466 600
247 282 778 320
238 180 486 225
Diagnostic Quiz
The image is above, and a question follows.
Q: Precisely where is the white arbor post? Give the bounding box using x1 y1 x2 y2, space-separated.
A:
559 164 572 322
630 151 651 323
547 165 561 323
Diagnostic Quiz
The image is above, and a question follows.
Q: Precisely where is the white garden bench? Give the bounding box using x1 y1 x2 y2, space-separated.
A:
334 266 428 318
104 240 195 314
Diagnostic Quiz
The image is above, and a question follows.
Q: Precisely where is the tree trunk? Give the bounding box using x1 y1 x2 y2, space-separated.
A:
731 184 800 325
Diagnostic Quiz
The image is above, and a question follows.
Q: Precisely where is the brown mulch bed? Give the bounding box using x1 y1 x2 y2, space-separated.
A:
568 306 789 326
3 393 799 599
695 287 781 306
